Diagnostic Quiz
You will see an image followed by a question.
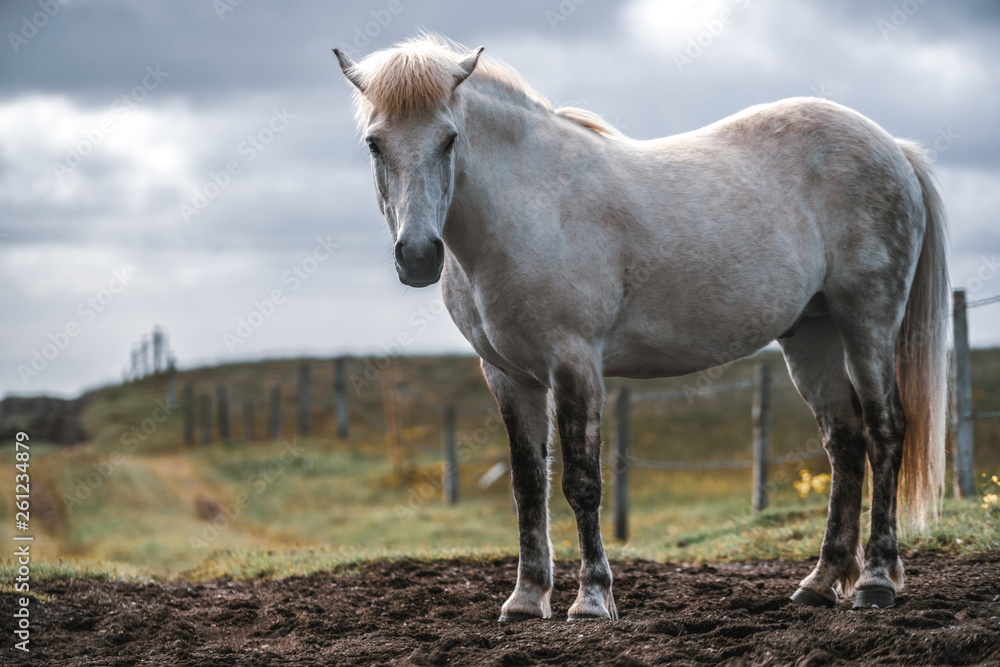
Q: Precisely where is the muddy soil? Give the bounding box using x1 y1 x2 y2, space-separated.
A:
2 552 998 666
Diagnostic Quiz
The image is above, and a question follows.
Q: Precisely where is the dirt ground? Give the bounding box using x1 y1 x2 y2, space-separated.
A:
3 552 999 666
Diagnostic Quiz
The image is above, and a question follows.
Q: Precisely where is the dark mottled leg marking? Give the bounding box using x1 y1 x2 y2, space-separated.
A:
554 364 617 621
484 362 553 622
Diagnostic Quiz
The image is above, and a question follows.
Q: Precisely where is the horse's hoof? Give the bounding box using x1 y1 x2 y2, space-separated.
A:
498 611 542 622
790 587 836 608
853 586 895 609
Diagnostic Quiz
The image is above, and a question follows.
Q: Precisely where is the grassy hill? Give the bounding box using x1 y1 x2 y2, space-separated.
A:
2 350 999 583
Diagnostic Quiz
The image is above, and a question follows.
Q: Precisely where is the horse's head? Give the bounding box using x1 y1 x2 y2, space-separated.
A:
334 42 483 287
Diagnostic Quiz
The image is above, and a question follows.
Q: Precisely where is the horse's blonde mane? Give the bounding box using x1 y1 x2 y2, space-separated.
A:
554 107 624 138
347 36 467 125
348 34 624 139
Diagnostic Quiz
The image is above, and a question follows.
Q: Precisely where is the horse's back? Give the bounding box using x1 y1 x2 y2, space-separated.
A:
599 98 925 378
704 98 927 309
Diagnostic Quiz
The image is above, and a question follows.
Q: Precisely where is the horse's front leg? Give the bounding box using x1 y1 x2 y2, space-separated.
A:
554 357 617 620
483 361 554 622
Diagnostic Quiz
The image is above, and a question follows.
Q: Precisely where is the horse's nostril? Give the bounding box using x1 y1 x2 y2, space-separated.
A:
433 238 444 265
394 241 407 269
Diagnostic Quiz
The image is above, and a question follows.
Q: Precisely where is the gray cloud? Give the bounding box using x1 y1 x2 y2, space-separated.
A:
1 0 998 397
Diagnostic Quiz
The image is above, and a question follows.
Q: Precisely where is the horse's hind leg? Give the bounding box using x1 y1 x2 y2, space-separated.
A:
483 361 554 622
832 310 908 608
553 353 617 620
781 315 866 607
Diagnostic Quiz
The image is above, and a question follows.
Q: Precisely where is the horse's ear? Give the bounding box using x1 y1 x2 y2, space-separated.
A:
454 46 484 89
333 48 366 93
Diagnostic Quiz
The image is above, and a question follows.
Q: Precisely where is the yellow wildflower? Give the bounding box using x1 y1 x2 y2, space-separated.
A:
810 473 831 494
794 470 832 498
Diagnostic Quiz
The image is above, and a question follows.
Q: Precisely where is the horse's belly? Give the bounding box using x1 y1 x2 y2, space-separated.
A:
601 301 799 379
602 337 772 379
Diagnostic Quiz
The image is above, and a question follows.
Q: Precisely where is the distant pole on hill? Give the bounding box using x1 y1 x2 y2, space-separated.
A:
217 385 231 442
334 357 349 440
298 362 311 436
140 338 150 377
152 327 164 374
182 382 194 446
243 400 255 442
130 347 139 381
199 394 212 446
166 359 178 409
269 385 282 442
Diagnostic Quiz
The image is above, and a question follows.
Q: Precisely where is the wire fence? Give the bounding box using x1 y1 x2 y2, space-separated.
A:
619 290 1000 471
630 448 826 472
172 289 999 533
623 373 807 471
964 293 1000 309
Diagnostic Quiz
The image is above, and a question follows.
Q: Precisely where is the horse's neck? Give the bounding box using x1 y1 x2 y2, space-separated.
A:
444 86 565 276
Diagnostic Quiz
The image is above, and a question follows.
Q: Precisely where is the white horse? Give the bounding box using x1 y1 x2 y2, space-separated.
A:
334 35 949 618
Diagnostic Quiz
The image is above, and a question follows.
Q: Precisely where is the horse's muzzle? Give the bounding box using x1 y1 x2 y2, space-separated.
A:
394 238 444 287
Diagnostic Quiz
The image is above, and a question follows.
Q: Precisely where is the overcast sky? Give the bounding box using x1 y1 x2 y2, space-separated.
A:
2 0 998 399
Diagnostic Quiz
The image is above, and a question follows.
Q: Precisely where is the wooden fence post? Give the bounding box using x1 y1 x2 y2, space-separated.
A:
243 400 255 443
199 394 212 447
443 406 458 505
752 363 772 513
182 382 194 446
952 289 975 499
613 386 631 542
217 385 231 442
269 386 282 442
334 357 349 439
152 327 164 374
166 360 178 410
382 366 403 477
298 362 311 436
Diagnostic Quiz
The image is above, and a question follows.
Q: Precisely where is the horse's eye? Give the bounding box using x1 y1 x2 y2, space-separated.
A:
367 140 381 156
444 134 457 152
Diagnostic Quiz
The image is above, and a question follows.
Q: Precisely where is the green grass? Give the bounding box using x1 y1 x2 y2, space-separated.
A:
1 351 998 584
0 559 152 593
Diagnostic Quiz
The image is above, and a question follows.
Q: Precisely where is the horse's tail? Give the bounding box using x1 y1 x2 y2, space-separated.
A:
894 139 951 531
